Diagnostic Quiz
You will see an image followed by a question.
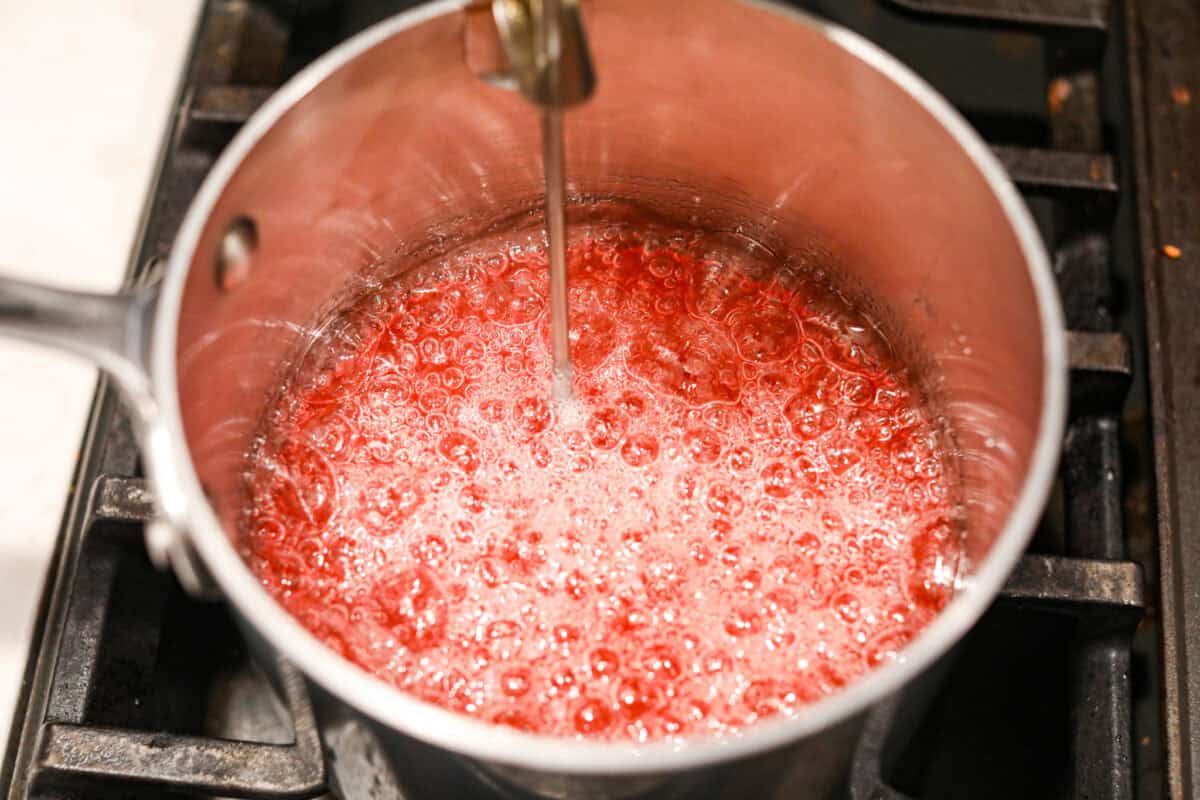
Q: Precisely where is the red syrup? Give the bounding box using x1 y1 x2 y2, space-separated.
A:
244 223 962 743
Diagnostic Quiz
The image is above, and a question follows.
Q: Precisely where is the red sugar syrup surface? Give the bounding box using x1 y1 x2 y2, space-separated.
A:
243 223 962 743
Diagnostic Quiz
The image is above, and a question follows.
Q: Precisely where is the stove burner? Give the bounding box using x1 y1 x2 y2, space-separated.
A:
3 0 1181 797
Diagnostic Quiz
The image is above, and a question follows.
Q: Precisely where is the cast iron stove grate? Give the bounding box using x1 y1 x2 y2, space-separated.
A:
4 0 1191 797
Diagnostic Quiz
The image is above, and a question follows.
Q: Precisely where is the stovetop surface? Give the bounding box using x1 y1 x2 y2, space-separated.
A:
4 0 1191 798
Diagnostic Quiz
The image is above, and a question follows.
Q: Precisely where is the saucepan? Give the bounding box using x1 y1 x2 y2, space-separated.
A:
0 0 1065 797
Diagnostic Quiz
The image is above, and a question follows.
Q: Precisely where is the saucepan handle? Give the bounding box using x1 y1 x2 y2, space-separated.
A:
0 272 215 595
0 275 158 417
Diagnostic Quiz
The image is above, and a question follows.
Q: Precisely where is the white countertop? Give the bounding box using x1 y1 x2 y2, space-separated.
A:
0 1 202 755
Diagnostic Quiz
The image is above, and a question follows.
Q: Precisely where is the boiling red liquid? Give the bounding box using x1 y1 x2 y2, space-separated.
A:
245 224 961 742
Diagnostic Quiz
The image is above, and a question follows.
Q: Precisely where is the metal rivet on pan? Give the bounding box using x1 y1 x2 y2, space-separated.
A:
140 254 167 286
215 215 258 291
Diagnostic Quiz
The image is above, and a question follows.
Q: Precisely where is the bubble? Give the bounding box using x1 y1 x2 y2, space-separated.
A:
570 310 618 371
737 569 762 591
874 385 903 410
616 392 646 416
573 698 613 735
458 483 487 514
728 446 755 472
842 566 866 586
483 251 510 276
440 367 467 392
305 413 354 460
643 645 682 679
766 588 801 614
686 261 756 321
486 619 520 640
437 431 482 474
622 529 649 549
427 470 454 492
500 668 531 697
298 538 326 571
368 480 424 527
485 267 544 324
760 462 797 499
514 395 551 436
417 388 449 414
832 591 861 623
825 441 863 476
908 521 958 609
724 605 762 637
477 558 501 587
705 483 745 517
620 434 660 467
564 569 589 599
587 407 626 450
553 624 581 644
729 301 801 363
416 535 448 564
841 375 874 407
493 709 536 732
364 439 393 465
418 336 452 367
708 518 734 540
641 556 684 602
782 396 837 440
530 441 552 468
700 404 744 431
616 676 661 718
790 531 821 555
551 668 576 691
659 715 684 735
590 647 621 677
652 295 683 317
646 252 676 279
684 427 723 464
674 470 703 502
390 341 420 372
375 567 446 652
703 649 731 673
270 443 337 529
865 628 911 668
743 679 786 717
626 317 741 405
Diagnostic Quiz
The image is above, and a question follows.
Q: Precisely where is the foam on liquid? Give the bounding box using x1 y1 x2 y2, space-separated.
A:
244 223 962 743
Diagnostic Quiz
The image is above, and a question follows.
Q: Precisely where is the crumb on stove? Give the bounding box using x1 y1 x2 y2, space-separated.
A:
1172 86 1192 105
1163 244 1183 259
1048 78 1073 113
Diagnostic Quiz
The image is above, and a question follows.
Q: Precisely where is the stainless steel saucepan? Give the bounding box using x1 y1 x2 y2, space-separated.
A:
0 1 1065 797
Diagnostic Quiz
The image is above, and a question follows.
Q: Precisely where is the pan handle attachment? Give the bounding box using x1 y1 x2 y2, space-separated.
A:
0 271 216 596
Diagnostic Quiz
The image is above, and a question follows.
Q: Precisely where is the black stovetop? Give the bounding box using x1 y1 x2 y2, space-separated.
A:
6 0 1194 797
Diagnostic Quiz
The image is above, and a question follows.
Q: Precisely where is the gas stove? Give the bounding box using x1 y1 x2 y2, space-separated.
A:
3 0 1193 797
